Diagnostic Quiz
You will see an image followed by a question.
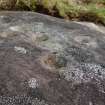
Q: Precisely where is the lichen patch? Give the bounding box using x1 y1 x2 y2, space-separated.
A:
9 26 21 32
28 78 39 88
14 46 27 54
40 53 67 71
60 63 105 84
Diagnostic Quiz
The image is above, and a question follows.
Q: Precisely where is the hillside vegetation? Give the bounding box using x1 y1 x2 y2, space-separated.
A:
0 0 105 25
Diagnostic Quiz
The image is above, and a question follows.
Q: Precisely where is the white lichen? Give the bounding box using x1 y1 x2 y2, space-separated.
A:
14 46 27 54
60 63 105 84
28 78 39 88
9 26 21 32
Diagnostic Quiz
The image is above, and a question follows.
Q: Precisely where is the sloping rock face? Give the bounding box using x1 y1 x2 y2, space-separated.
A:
0 11 105 105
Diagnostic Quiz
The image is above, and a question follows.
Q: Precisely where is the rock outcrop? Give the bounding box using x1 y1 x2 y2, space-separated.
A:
0 11 105 105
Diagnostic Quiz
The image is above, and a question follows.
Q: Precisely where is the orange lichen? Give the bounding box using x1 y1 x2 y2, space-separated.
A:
44 54 56 68
40 53 67 70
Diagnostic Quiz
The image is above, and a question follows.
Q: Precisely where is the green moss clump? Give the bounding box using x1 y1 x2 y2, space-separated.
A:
37 0 105 25
0 0 105 25
0 0 17 10
16 0 37 10
79 4 105 24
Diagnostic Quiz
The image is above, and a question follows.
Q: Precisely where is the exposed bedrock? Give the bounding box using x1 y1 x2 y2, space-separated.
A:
0 11 105 105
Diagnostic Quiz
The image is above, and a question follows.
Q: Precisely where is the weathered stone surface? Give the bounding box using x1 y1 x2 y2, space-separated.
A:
0 11 105 105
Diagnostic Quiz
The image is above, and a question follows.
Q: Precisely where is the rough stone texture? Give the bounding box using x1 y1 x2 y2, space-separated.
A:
0 11 105 105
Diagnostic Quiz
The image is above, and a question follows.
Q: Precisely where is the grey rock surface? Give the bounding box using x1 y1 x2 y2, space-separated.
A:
0 11 105 105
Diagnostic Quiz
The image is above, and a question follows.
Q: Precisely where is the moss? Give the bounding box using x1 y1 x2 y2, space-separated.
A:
40 0 57 10
80 5 104 24
16 0 37 11
0 0 17 10
0 0 105 25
